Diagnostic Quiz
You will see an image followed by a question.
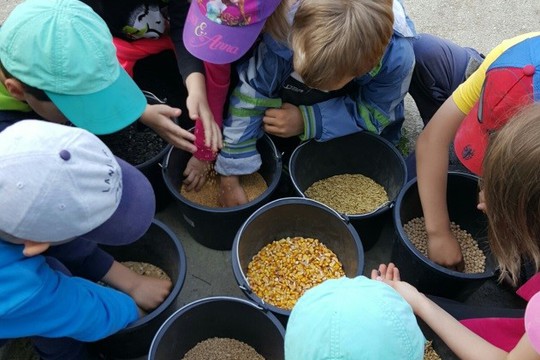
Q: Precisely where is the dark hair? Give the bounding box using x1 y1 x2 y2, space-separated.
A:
0 60 51 102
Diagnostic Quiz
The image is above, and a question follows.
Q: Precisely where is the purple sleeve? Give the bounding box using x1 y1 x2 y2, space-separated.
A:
44 239 114 282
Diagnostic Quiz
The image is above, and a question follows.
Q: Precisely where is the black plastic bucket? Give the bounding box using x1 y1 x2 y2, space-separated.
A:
99 92 173 212
148 297 285 360
392 172 496 301
162 134 282 250
93 219 187 359
232 197 365 325
289 131 407 251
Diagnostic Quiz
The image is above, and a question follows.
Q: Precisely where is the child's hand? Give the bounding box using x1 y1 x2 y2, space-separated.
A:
263 103 304 138
427 231 464 272
101 261 172 313
128 274 172 313
371 263 423 311
183 156 212 191
139 104 197 153
186 90 223 153
219 175 248 207
477 190 486 213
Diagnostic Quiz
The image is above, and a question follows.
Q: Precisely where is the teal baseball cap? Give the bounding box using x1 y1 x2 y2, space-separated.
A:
0 0 146 135
285 276 425 360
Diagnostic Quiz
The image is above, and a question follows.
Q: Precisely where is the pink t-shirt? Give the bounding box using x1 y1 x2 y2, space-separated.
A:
525 292 540 354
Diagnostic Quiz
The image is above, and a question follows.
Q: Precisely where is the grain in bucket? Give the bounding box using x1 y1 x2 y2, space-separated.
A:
289 131 407 250
232 197 364 326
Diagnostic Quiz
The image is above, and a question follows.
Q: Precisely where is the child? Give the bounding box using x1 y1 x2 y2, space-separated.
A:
0 0 172 332
412 33 540 270
374 104 540 359
0 120 167 360
0 0 197 153
81 0 233 191
214 0 417 207
284 276 426 359
180 0 283 190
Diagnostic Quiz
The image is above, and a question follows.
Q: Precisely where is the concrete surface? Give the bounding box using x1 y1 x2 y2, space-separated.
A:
1 0 540 359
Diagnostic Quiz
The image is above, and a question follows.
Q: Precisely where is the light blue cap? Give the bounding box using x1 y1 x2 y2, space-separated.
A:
285 276 425 360
0 0 146 135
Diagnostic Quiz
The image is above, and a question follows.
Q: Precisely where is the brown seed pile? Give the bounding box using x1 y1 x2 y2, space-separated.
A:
122 261 171 281
247 237 345 310
181 337 264 360
403 217 486 273
424 341 442 360
305 174 389 215
180 170 267 208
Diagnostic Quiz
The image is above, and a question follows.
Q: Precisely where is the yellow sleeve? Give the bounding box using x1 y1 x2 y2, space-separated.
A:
452 32 540 115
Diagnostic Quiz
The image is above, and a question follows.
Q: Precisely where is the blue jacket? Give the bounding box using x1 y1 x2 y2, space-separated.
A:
0 240 138 341
215 0 416 176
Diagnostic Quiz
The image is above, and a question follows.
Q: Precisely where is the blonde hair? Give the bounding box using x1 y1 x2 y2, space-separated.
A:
482 103 540 286
290 0 393 89
263 0 291 44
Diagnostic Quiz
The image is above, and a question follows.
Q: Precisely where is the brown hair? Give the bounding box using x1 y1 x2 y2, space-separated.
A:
290 0 393 89
0 60 50 102
482 103 540 286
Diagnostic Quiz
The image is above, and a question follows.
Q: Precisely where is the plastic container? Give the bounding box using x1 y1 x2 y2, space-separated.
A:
162 134 282 250
289 131 407 250
232 197 365 325
148 297 285 360
92 219 187 359
137 92 175 212
392 172 496 301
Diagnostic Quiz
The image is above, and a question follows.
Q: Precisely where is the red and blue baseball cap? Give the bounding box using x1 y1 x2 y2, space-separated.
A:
183 0 282 64
454 35 540 175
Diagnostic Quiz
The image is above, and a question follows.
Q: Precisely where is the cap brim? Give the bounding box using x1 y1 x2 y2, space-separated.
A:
46 66 147 135
183 0 264 64
453 103 487 175
78 157 155 245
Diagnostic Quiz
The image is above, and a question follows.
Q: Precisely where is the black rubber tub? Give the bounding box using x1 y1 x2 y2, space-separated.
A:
148 297 285 360
232 197 365 326
392 172 496 301
162 134 282 250
92 219 187 359
289 131 407 251
99 91 173 212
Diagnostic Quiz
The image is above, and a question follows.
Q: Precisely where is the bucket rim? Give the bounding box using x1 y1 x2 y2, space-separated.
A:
118 218 188 331
393 171 496 279
148 296 286 358
161 134 282 213
288 131 407 219
231 197 365 316
134 92 175 170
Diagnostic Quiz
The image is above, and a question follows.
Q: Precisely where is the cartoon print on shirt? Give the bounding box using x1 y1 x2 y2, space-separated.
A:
122 3 167 39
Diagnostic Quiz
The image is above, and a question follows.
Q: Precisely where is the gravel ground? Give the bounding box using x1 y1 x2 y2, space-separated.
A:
1 0 539 359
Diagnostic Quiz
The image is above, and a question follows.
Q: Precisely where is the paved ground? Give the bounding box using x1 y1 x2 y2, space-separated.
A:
1 0 540 359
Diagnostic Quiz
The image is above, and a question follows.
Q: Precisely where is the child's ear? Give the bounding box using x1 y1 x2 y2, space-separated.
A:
3 78 27 101
22 241 51 257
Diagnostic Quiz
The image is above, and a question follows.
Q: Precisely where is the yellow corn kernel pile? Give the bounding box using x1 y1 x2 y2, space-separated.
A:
247 236 345 310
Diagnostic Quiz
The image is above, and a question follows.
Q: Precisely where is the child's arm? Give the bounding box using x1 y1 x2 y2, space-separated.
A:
416 97 466 270
0 253 139 342
101 260 172 312
372 263 540 360
182 63 230 192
